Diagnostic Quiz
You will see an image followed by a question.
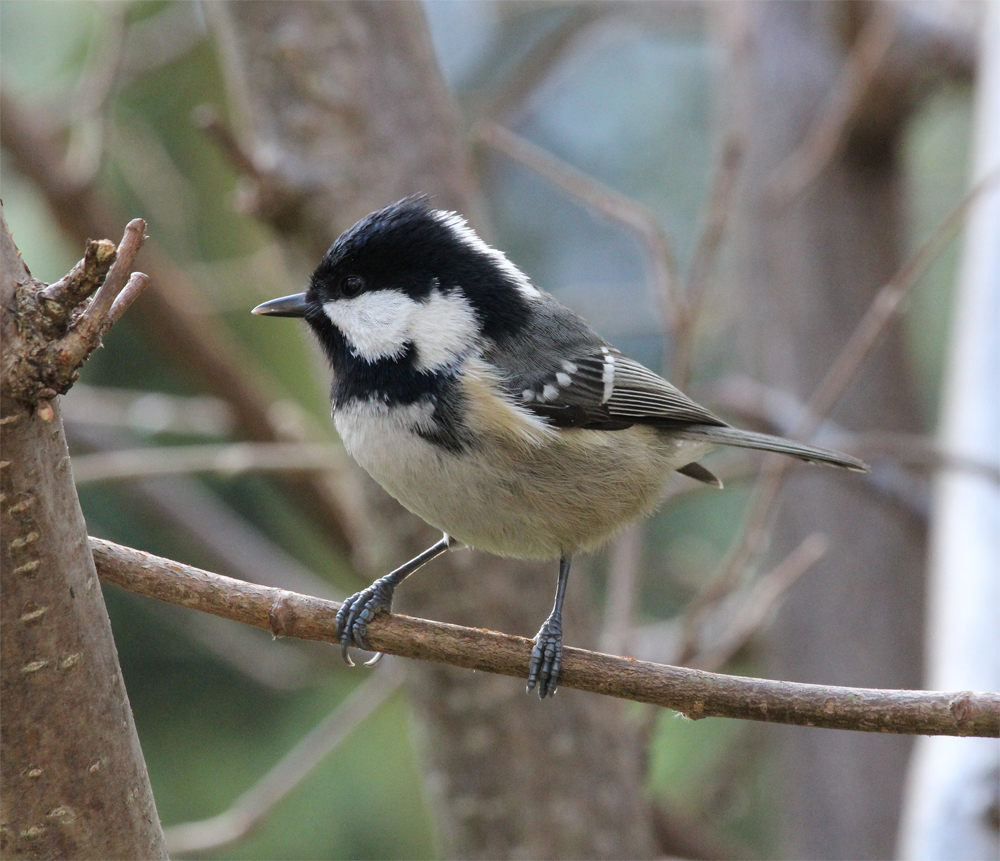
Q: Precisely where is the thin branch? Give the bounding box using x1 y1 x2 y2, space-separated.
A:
482 6 607 124
850 432 1000 483
106 271 150 328
707 375 1000 484
678 167 1000 656
71 426 343 603
672 130 745 387
805 168 999 429
630 531 828 669
39 239 117 308
62 1 126 186
690 532 828 672
766 3 900 209
164 666 404 856
61 384 234 437
476 119 683 332
74 218 148 336
91 537 1000 738
191 103 258 177
70 441 345 485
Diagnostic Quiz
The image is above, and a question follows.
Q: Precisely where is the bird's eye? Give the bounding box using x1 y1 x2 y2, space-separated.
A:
341 275 365 298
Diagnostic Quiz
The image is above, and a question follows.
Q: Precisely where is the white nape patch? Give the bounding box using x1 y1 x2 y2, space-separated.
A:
601 348 615 403
556 372 571 387
324 292 415 362
431 210 541 301
412 290 479 371
542 384 558 402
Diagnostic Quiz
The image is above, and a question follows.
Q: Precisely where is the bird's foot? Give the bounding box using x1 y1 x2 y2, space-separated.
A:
335 577 396 666
527 614 563 699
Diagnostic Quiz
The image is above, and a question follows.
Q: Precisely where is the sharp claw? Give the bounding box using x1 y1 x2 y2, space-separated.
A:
334 579 396 668
364 651 384 667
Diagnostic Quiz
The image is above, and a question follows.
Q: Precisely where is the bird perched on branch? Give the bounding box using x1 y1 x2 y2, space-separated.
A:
254 197 867 698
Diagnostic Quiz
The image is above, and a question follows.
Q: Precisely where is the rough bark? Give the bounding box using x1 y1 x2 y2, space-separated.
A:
0 210 166 859
724 3 928 858
211 2 657 858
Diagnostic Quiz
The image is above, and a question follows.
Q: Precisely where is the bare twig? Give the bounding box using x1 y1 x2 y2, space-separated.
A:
164 666 404 855
191 103 257 176
62 384 234 436
707 375 1000 484
678 167 1000 658
39 239 117 308
71 425 343 602
805 168 999 429
690 533 829 672
91 537 1000 737
767 3 900 208
851 432 1000 483
483 6 607 124
63 2 126 185
106 271 150 328
477 120 683 331
672 131 745 387
75 218 148 335
70 441 345 485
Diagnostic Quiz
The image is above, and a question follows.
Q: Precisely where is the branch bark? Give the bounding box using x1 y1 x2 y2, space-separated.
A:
91 537 999 739
0 209 166 859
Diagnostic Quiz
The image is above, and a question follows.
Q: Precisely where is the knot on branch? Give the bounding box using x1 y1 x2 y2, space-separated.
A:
2 220 149 409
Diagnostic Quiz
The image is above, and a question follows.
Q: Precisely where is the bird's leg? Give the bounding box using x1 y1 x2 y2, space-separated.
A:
527 555 571 698
336 533 453 665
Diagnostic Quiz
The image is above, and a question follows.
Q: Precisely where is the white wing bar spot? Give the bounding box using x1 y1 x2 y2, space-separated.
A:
600 347 616 404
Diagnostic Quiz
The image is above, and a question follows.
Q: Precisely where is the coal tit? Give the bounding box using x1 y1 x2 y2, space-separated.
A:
253 197 867 698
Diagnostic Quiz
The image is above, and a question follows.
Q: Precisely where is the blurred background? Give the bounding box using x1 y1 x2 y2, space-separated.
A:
1 1 996 859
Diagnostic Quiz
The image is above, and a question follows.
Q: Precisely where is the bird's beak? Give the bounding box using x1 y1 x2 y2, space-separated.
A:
252 293 310 318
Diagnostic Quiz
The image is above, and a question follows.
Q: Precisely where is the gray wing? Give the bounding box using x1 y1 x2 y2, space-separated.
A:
485 297 726 431
483 295 867 473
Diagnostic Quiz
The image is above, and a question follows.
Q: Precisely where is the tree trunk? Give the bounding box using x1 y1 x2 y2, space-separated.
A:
898 4 1000 856
724 3 925 858
0 210 166 859
212 2 658 857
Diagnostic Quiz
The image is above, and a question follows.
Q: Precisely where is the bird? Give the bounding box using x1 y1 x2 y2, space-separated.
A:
253 196 868 698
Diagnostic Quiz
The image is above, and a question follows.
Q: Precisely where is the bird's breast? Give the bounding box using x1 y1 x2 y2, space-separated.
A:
334 383 713 559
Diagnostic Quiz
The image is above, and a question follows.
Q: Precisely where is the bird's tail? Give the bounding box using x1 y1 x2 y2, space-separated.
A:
675 425 869 472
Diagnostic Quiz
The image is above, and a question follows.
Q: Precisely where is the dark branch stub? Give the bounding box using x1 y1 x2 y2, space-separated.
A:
2 219 148 408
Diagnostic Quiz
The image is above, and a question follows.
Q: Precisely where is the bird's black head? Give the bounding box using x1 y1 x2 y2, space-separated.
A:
305 197 536 354
253 197 540 415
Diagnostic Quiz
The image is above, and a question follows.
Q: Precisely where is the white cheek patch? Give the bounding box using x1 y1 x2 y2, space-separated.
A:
411 290 480 371
323 292 416 362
